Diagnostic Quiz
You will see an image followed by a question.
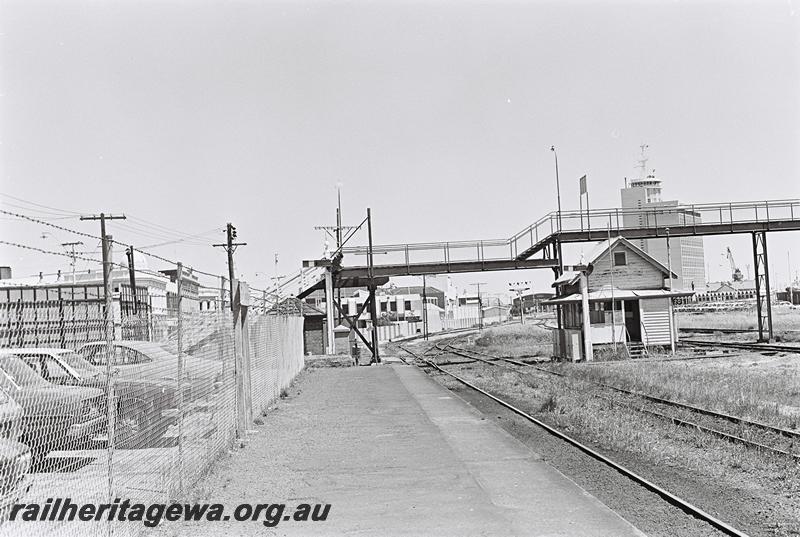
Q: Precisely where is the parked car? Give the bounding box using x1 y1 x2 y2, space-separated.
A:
0 353 104 461
0 389 31 522
78 341 223 404
2 348 177 449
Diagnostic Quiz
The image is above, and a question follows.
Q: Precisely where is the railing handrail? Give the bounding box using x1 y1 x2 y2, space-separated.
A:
334 198 800 268
509 198 800 241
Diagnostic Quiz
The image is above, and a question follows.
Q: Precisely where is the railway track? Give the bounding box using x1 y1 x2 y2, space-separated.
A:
682 339 800 354
400 343 751 537
440 344 800 461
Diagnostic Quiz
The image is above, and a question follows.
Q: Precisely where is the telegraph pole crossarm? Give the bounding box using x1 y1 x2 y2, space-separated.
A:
61 241 84 283
213 223 247 312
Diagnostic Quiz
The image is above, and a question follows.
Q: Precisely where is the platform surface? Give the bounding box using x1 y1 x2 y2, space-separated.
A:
157 363 647 536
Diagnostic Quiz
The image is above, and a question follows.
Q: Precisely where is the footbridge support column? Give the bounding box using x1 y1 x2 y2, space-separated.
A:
752 231 774 343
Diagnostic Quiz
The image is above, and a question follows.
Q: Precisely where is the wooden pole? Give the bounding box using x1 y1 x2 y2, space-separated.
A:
580 271 593 362
176 262 185 492
367 208 380 363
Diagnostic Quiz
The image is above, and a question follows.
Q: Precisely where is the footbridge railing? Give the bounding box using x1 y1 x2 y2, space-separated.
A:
338 198 800 269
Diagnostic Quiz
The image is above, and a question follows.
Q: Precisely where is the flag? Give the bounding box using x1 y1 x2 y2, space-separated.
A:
579 175 587 195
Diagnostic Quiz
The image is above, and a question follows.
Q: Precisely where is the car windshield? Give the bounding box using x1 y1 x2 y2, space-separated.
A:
119 343 175 361
80 342 170 366
0 355 51 389
56 351 101 377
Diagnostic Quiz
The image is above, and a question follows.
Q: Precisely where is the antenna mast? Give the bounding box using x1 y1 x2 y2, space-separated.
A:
636 144 649 180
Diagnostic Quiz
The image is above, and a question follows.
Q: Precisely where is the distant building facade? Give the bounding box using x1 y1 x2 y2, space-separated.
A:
619 149 706 291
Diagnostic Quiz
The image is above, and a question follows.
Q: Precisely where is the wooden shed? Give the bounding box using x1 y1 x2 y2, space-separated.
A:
548 237 694 358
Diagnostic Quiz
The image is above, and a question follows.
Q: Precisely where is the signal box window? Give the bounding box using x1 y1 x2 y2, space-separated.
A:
613 252 627 267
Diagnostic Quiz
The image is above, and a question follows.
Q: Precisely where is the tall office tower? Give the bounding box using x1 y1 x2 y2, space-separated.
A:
620 145 706 291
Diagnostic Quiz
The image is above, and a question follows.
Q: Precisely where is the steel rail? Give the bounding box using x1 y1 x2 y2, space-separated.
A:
399 345 751 537
592 395 800 462
446 344 800 441
678 327 759 334
683 339 800 354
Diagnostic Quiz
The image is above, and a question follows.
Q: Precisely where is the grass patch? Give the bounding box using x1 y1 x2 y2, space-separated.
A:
678 308 800 341
461 322 552 358
555 359 800 430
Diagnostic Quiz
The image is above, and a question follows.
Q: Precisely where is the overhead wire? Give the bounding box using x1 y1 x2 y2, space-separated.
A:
0 201 294 295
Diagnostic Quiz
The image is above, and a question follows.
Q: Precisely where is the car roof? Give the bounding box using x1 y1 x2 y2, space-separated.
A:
82 341 165 350
0 348 73 354
81 340 176 357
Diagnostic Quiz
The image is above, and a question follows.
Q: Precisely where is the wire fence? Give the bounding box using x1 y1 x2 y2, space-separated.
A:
0 276 304 536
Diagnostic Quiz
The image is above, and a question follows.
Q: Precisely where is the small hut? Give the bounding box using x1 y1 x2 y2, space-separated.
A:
548 237 693 359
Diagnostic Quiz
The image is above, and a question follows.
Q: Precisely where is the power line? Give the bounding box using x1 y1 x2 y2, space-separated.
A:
0 207 224 278
0 208 100 241
1 240 103 265
0 192 84 216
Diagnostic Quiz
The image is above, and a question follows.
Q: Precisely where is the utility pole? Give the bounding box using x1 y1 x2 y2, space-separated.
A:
176 261 184 493
470 282 487 329
579 269 593 362
125 246 138 315
608 225 617 352
61 241 83 283
315 191 357 326
80 214 126 303
79 212 125 508
270 274 285 309
508 281 530 324
214 224 248 439
666 228 675 355
789 252 794 305
422 274 429 340
367 208 380 363
213 223 247 312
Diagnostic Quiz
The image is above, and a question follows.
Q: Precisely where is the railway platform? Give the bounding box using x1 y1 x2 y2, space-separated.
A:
158 362 646 536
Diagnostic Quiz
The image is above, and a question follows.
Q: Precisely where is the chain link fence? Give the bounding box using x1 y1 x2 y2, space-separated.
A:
0 274 304 537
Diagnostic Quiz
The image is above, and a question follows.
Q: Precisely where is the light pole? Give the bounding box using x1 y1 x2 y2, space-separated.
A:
550 146 565 345
550 146 563 232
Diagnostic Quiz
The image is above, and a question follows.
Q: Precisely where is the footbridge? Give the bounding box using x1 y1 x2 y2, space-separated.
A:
273 199 800 358
339 199 800 275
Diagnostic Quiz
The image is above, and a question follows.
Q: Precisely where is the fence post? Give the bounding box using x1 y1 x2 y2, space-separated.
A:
233 279 246 440
219 276 227 382
176 262 185 495
241 302 253 428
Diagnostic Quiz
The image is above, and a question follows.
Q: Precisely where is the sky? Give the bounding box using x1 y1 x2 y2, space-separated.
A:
1 0 798 296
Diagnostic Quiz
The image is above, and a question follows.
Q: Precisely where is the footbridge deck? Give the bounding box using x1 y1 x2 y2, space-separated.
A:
338 199 800 278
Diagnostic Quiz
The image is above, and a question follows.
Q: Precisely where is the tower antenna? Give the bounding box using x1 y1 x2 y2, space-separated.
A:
636 143 649 180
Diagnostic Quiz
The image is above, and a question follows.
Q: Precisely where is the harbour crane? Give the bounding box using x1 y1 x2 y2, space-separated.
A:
726 247 744 282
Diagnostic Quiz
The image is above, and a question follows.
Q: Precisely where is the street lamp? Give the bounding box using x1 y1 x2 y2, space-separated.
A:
550 146 562 231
